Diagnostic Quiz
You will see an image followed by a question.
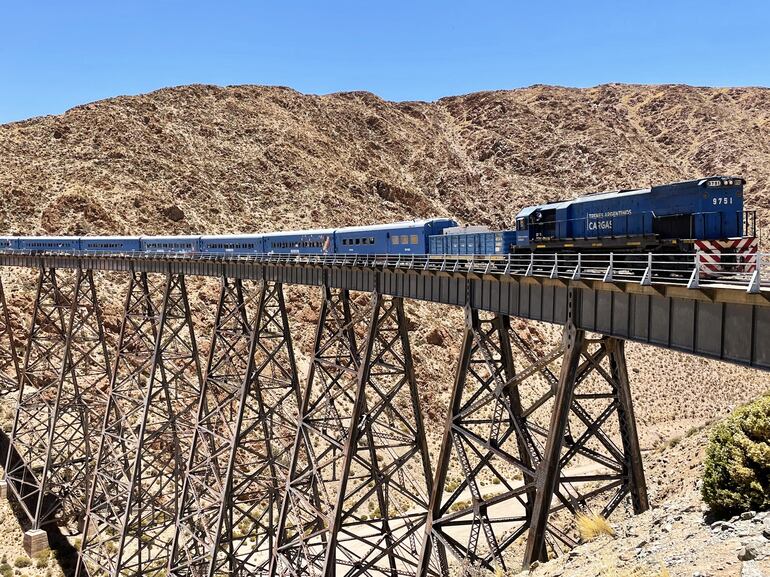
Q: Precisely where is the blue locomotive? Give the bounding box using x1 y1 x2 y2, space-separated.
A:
511 176 752 252
0 177 757 273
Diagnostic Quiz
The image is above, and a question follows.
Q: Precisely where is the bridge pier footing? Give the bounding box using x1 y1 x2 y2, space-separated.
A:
23 528 48 557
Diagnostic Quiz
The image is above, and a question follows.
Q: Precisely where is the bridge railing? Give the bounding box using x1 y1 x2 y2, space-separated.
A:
0 249 766 293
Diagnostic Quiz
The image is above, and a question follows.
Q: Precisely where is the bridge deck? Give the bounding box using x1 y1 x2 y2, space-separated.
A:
1 251 768 369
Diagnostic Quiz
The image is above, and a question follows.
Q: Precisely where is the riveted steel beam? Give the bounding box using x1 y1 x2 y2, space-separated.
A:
417 307 541 576
0 272 21 396
170 278 301 577
271 286 371 577
4 267 111 529
322 293 437 577
77 271 203 577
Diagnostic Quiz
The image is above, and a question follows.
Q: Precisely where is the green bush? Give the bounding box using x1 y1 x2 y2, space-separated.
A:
13 555 31 568
702 394 770 517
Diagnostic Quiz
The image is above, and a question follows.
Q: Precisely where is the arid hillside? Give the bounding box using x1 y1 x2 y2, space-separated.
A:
2 83 770 237
0 83 769 576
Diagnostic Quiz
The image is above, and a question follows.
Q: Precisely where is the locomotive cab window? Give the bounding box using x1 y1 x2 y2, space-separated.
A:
516 218 528 231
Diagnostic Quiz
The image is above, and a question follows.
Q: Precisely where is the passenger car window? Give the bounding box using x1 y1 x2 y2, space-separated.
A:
392 236 399 245
410 235 418 244
400 235 409 245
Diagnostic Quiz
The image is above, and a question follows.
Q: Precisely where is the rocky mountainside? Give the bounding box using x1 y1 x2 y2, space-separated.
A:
1 83 770 576
2 83 770 236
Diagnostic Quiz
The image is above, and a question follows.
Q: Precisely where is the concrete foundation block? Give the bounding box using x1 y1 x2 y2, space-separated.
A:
23 529 49 557
0 480 7 499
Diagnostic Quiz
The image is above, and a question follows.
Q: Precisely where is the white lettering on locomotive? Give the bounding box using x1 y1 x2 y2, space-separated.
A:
588 220 613 231
586 209 632 219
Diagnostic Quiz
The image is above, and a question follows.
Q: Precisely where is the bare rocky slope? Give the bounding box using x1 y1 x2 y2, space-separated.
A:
1 83 769 576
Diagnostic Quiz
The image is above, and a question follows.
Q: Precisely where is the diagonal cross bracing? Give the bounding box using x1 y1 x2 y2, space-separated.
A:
271 286 371 577
322 293 436 577
170 278 301 577
0 272 21 396
77 271 203 577
523 289 648 567
417 308 539 576
4 267 111 528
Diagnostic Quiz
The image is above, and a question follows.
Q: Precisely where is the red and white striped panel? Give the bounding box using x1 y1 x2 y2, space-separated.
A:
695 238 758 274
695 240 722 273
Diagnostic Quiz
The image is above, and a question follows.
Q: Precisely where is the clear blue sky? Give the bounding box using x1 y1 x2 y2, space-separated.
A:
1 0 768 123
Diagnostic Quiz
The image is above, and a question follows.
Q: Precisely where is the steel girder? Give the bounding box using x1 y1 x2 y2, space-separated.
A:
418 294 649 574
77 271 203 577
4 267 111 528
272 286 371 576
321 293 437 577
522 289 648 566
170 278 301 577
0 272 21 395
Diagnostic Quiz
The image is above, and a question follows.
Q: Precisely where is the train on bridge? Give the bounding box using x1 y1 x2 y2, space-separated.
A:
0 176 757 272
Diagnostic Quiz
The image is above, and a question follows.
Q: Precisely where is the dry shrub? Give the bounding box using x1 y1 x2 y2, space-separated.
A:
702 393 770 517
576 512 615 541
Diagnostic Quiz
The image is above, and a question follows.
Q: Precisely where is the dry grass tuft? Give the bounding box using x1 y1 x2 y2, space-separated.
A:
576 512 616 541
603 564 670 577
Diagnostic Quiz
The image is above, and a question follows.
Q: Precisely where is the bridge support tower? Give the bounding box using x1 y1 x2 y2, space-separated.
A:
418 288 648 575
77 271 203 577
4 267 112 555
272 286 437 577
170 278 302 577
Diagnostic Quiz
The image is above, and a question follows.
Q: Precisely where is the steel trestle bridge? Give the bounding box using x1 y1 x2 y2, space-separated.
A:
0 248 767 577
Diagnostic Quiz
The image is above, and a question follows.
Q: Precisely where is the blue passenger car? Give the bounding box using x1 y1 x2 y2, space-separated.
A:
19 236 81 252
0 237 20 251
336 219 457 255
200 235 263 254
80 236 142 252
264 229 334 254
141 236 200 253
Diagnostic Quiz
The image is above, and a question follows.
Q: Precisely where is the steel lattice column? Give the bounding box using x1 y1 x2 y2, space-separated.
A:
170 278 301 577
0 273 21 396
5 267 111 528
417 307 541 576
523 289 648 566
271 286 371 577
322 293 436 577
77 271 203 577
